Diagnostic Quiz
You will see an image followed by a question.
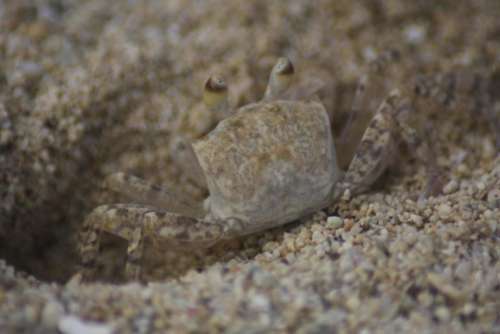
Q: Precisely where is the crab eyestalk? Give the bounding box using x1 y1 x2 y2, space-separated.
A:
203 75 229 117
264 57 295 100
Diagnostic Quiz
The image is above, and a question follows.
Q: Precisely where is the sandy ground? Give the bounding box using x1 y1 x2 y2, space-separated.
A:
0 1 499 333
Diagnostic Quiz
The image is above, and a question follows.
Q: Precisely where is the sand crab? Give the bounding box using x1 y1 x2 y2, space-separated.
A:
78 56 436 281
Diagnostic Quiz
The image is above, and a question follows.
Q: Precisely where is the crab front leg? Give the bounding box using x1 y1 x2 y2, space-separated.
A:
78 204 225 281
104 172 205 217
78 204 154 281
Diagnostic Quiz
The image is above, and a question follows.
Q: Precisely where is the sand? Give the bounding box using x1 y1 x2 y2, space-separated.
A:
0 1 499 333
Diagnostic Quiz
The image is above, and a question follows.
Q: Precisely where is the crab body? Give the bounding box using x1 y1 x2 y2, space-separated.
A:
194 99 340 235
77 55 440 281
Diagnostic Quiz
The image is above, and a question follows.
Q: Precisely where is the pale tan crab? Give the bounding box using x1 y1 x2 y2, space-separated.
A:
78 56 435 281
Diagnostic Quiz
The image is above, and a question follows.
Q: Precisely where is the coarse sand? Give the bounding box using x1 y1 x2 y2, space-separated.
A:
1 1 499 333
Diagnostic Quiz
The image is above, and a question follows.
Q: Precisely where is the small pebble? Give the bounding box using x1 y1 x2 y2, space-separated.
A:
435 306 451 322
487 188 500 208
437 204 452 219
342 189 352 201
410 214 424 227
250 294 271 311
442 179 458 194
462 303 476 316
455 262 471 280
487 219 497 233
25 305 39 323
42 301 64 329
346 296 360 311
404 24 426 44
427 273 463 300
58 316 113 334
418 292 433 307
327 216 344 229
262 241 279 253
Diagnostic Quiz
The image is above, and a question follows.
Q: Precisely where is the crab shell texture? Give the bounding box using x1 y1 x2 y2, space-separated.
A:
192 99 341 235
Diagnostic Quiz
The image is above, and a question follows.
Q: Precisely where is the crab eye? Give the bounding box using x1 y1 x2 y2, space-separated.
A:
205 75 227 92
275 57 294 75
212 76 227 89
215 77 225 86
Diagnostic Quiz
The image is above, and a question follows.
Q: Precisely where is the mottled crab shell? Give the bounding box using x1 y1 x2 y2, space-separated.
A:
192 100 340 234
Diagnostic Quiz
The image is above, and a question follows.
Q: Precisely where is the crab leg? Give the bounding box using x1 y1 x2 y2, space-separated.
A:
337 50 402 170
413 69 500 150
103 172 205 218
337 91 400 197
169 137 208 189
78 204 224 281
393 116 444 198
337 89 445 199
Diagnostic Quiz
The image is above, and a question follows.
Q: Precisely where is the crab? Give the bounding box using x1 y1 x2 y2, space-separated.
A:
78 56 436 281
